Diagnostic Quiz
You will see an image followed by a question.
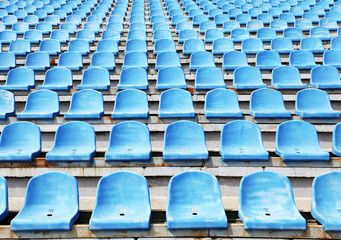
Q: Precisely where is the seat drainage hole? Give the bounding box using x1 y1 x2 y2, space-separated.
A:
120 213 125 216
265 213 271 216
47 214 53 217
192 213 198 216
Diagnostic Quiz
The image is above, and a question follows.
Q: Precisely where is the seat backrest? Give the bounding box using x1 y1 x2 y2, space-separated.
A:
205 88 240 111
69 89 104 112
289 50 316 65
24 90 59 112
311 65 340 84
272 66 302 85
250 88 286 111
159 88 193 112
234 66 262 84
296 88 334 111
7 67 34 85
114 89 148 111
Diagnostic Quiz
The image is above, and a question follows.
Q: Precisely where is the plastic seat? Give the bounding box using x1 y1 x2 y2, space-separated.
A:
289 50 318 69
256 50 282 69
231 28 250 42
84 22 100 34
35 22 52 34
112 89 149 119
233 66 266 90
0 176 9 222
54 9 66 20
127 30 146 41
163 121 208 160
159 89 195 118
228 7 242 18
0 89 14 119
10 172 78 230
212 38 234 55
96 40 118 55
246 20 263 33
89 52 115 71
157 67 186 90
23 30 42 44
152 30 172 43
155 52 181 70
320 18 338 31
154 39 176 55
220 120 268 160
102 30 121 42
275 120 329 161
269 7 282 17
239 171 306 230
195 66 225 90
193 14 208 26
45 15 60 26
270 19 288 32
270 38 294 54
256 28 277 42
118 67 148 90
39 39 60 55
300 37 325 53
0 122 41 161
223 20 240 33
68 39 90 56
130 22 147 32
25 52 49 71
249 7 263 17
0 67 34 90
271 66 307 89
11 22 28 35
310 27 331 41
78 67 110 90
125 39 147 54
189 51 215 71
204 29 223 43
34 9 47 20
280 12 295 24
175 21 192 34
2 15 17 26
179 29 198 43
303 12 320 23
332 36 341 50
183 39 206 57
58 52 83 71
283 27 303 41
0 30 16 44
51 29 69 43
66 15 81 25
60 22 77 34
152 22 169 33
223 51 248 70
9 39 30 56
250 89 291 118
214 13 230 26
167 171 227 229
311 65 341 89
199 20 216 34
323 50 341 68
257 13 273 24
242 38 264 54
76 29 95 43
106 23 123 34
122 52 148 70
39 67 72 91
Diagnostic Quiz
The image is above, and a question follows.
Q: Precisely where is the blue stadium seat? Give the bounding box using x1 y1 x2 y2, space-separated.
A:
24 30 42 44
118 67 148 90
0 90 15 119
102 30 121 42
51 29 69 43
159 89 195 118
0 30 16 44
199 20 216 34
127 30 146 41
66 15 82 25
289 50 318 69
250 88 291 118
17 90 59 119
246 20 263 32
54 9 67 20
89 171 151 229
242 38 264 54
157 67 187 90
223 20 240 33
257 13 273 24
270 19 288 32
46 122 95 161
239 171 306 230
276 120 329 161
167 171 227 229
269 7 282 17
290 6 304 17
39 39 61 55
35 22 52 34
153 22 169 32
212 38 234 55
45 15 60 26
175 21 193 33
323 49 341 68
256 50 282 69
12 22 29 34
89 52 115 71
0 67 34 90
106 23 124 34
193 14 209 26
34 9 47 20
310 27 331 40
9 39 30 56
195 66 225 90
154 39 176 54
280 12 295 24
256 27 277 42
233 66 266 90
25 52 50 71
228 7 242 18
155 51 181 70
179 29 198 43
163 121 208 160
331 36 341 50
214 13 229 26
68 39 90 56
300 37 325 53
125 39 147 54
84 22 100 34
204 28 224 43
223 51 248 70
78 67 110 90
153 30 172 42
183 39 205 55
320 18 338 31
58 52 83 71
296 89 340 118
112 89 149 119
231 28 250 42
2 15 17 26
96 40 118 55
190 51 215 71
271 38 294 53
39 67 72 91
0 122 41 161
130 22 147 32
122 52 148 70
250 8 263 18
204 88 242 118
10 172 79 230
76 29 95 43
311 65 341 89
271 66 307 89
220 120 268 160
333 123 341 157
0 176 9 222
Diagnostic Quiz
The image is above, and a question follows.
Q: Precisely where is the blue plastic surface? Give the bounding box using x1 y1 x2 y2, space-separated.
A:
212 38 234 55
157 67 187 90
78 67 110 90
256 50 282 69
118 67 148 90
0 52 15 71
76 29 95 43
17 90 59 119
301 37 325 53
167 171 227 229
310 27 331 40
10 172 79 231
247 20 263 33
195 66 225 90
183 39 205 55
0 176 8 222
271 19 288 32
0 30 16 44
36 22 52 34
220 120 268 160
233 66 266 90
276 120 330 161
222 51 248 70
12 22 29 34
24 29 42 44
89 52 115 70
311 65 341 89
25 52 50 71
102 30 121 41
89 171 151 230
189 51 215 70
154 39 176 55
223 20 240 33
163 121 208 160
159 89 195 118
199 20 216 34
0 67 34 91
122 52 148 70
112 89 149 119
65 89 104 119
105 122 151 161
231 28 250 42
46 121 96 161
125 40 147 54
239 171 306 230
39 67 72 91
323 49 341 68
96 40 118 55
39 39 61 55
242 38 264 54
58 52 83 71
271 38 294 53
257 27 277 42
289 50 318 69
155 51 181 70
9 39 30 56
271 66 307 89
68 39 90 55
51 29 69 43
0 90 15 119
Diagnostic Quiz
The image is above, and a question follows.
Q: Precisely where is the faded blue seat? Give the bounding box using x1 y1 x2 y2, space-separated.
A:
0 122 41 161
183 39 205 55
10 172 79 230
89 52 115 71
66 15 81 25
96 40 118 55
212 38 234 55
296 89 340 118
223 51 248 70
214 13 230 26
25 52 50 71
0 52 15 71
311 171 341 231
0 176 8 222
84 22 100 34
179 29 198 43
271 66 307 89
163 121 208 160
311 65 341 89
102 30 121 42
228 7 242 18
125 39 147 54
231 28 250 42
233 66 266 90
0 30 16 44
39 39 61 55
167 171 227 229
190 51 215 71
280 12 295 24
295 18 313 31
176 21 193 33
220 120 268 160
130 22 147 32
239 171 306 230
271 38 294 53
323 50 341 68
2 15 17 26
154 39 176 55
157 67 187 90
39 67 72 91
246 20 263 32
51 29 69 43
24 30 42 44
199 20 216 34
276 120 329 161
159 89 195 118
270 19 288 32
45 15 60 26
256 50 282 69
118 67 148 90
127 30 146 41
320 18 338 31
58 52 83 71
334 124 341 157
112 89 149 119
35 22 52 34
250 89 291 118
193 14 208 26
153 30 172 42
204 28 224 43
223 20 240 33
242 38 264 54
46 122 95 161
331 36 341 50
195 66 225 90
34 10 47 20
310 27 331 41
12 22 29 34
9 39 30 56
68 39 90 56
0 90 15 119
300 37 325 53
303 12 319 23
256 28 277 42
122 52 148 70
65 89 104 119
89 172 151 229
17 90 59 119
153 22 169 32
78 67 110 90
204 89 242 118
289 50 318 69
0 67 34 90
76 29 95 43
257 13 273 24
250 8 263 18
106 23 124 35
155 51 181 70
